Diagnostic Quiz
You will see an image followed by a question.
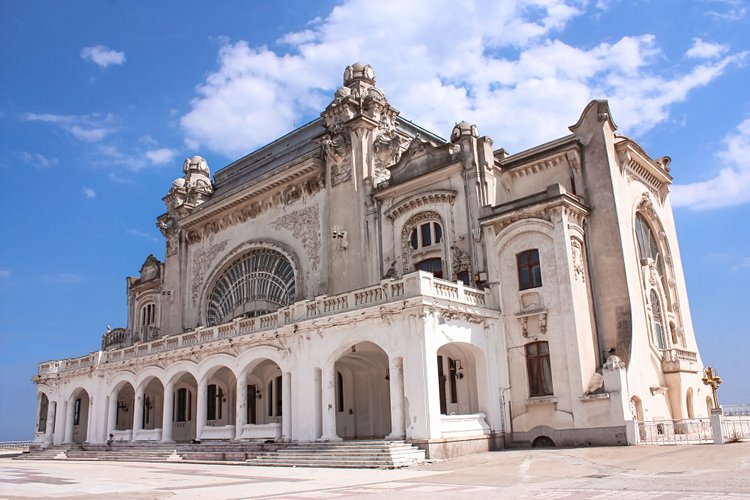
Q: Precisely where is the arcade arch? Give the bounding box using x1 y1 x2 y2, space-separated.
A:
334 341 391 439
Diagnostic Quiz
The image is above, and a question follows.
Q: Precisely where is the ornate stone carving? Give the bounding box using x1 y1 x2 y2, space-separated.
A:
320 130 352 187
191 239 228 307
271 205 321 271
400 210 442 273
452 246 470 278
571 239 585 282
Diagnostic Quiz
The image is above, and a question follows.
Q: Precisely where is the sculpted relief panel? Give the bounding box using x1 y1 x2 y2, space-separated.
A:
191 239 228 307
271 205 321 271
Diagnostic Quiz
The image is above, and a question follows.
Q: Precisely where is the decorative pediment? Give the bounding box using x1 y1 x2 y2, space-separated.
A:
384 190 457 221
616 139 672 201
386 137 460 186
139 255 162 282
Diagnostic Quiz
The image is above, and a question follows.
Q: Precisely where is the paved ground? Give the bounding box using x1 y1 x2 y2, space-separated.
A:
1 442 749 499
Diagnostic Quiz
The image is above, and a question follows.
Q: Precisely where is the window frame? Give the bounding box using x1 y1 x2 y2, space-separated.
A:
525 341 553 397
517 249 542 290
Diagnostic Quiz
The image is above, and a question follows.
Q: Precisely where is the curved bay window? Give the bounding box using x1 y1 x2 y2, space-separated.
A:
206 248 295 326
402 212 447 279
410 222 442 249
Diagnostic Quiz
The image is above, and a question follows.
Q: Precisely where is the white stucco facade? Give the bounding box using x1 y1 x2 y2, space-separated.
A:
33 64 709 458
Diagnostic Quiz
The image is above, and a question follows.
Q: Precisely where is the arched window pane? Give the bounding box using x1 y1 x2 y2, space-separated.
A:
206 248 295 326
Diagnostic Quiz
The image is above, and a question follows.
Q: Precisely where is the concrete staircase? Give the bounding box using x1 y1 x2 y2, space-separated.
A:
14 444 73 460
16 440 426 468
246 440 426 469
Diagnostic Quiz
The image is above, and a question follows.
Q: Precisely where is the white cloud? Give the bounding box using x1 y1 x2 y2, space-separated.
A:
181 0 746 160
145 148 178 165
24 112 114 142
706 0 747 20
127 228 160 243
80 45 126 68
672 117 750 210
83 187 97 199
20 152 58 168
686 38 728 59
40 273 83 284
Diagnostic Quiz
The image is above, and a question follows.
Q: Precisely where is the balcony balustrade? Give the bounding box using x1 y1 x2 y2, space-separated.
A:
37 271 495 375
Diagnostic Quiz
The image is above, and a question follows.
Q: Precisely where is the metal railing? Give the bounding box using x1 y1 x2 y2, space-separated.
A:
637 419 713 445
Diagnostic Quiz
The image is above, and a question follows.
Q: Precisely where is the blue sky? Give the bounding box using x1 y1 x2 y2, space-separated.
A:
1 0 748 441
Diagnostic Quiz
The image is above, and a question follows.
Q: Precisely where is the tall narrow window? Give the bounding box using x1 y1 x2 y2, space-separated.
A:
437 355 447 414
336 372 344 413
635 214 664 275
268 381 273 417
651 291 665 349
73 398 81 425
525 342 553 396
409 221 443 249
37 394 49 433
177 388 187 422
448 358 458 404
275 376 283 417
207 384 217 420
247 385 257 424
517 249 542 290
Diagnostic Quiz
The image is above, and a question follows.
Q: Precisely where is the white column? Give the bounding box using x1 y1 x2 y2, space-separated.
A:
53 400 65 445
196 378 207 441
85 397 96 443
282 372 292 441
235 375 247 440
132 387 144 441
161 381 174 443
64 398 75 444
46 400 56 443
319 364 342 441
107 395 117 438
387 357 406 440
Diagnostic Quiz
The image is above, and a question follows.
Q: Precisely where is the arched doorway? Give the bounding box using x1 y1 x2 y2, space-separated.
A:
237 359 284 441
201 366 236 440
436 343 482 416
113 383 135 434
140 378 164 436
335 342 391 439
66 388 90 444
170 373 198 442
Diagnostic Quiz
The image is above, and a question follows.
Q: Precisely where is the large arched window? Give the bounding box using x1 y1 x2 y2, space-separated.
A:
206 248 295 326
635 213 664 276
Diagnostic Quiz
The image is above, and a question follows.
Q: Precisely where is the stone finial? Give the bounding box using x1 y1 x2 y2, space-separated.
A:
183 155 210 176
164 156 214 214
344 62 376 86
451 121 479 143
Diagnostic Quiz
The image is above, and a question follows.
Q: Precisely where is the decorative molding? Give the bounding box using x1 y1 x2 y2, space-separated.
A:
509 151 568 179
571 238 585 282
400 210 443 273
191 239 228 308
271 205 321 271
385 190 457 221
184 169 324 243
616 140 671 202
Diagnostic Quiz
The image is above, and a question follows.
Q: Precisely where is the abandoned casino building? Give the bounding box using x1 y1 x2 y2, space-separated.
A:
32 63 710 459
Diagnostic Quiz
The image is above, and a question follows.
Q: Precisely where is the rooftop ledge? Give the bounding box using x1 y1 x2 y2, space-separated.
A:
36 271 498 377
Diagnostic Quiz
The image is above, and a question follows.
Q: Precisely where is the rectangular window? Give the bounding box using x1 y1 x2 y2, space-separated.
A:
526 342 553 396
207 384 217 420
73 398 81 425
517 249 542 290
